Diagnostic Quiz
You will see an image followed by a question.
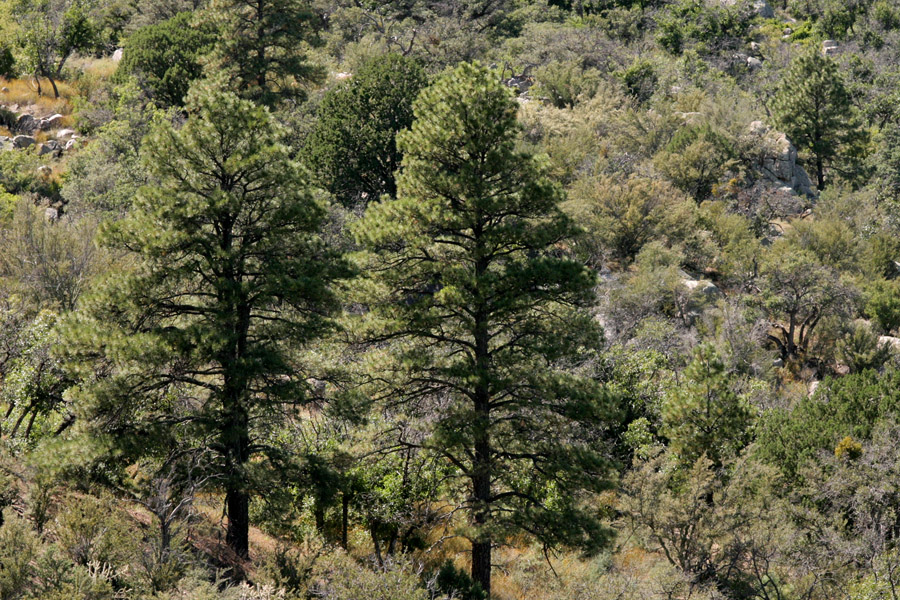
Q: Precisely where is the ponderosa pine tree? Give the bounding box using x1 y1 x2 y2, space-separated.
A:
305 54 426 207
60 82 346 559
771 51 867 190
199 0 323 107
353 62 616 596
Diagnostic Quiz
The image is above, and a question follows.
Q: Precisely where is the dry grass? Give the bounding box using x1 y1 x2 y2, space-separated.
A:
0 77 75 115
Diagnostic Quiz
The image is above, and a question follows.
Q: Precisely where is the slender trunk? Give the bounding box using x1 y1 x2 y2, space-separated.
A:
256 0 266 92
222 359 251 559
471 233 492 596
387 529 398 555
314 502 325 533
370 520 384 568
341 493 349 549
33 75 42 97
816 155 824 190
47 75 59 99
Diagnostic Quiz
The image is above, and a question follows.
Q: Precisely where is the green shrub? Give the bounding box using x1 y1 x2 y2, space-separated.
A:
865 279 900 333
432 560 486 600
115 12 216 107
52 494 134 567
654 124 736 201
837 321 893 373
617 60 657 103
874 0 900 29
532 60 602 108
0 516 38 600
0 44 15 79
307 552 427 600
756 369 900 481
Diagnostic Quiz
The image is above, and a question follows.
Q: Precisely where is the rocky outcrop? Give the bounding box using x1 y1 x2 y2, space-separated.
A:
746 121 816 197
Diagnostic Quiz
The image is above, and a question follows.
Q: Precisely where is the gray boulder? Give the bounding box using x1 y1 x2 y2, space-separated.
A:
15 114 36 133
37 140 61 157
38 114 64 131
12 135 35 148
745 121 815 196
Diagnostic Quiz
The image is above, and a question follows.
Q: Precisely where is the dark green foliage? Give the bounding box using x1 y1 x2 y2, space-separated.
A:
201 0 324 107
654 124 735 201
866 279 900 333
0 43 16 79
771 51 868 189
756 369 900 480
433 560 486 600
657 0 751 55
661 344 753 468
115 12 216 107
60 82 347 559
354 62 616 595
618 60 657 103
305 54 426 207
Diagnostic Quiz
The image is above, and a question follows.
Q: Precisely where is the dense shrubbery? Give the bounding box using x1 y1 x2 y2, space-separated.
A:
1 0 900 598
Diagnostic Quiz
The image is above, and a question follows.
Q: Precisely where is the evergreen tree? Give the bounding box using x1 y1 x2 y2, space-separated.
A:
771 51 868 190
353 62 616 596
200 0 323 107
661 344 752 469
60 82 346 559
305 54 427 207
115 12 217 107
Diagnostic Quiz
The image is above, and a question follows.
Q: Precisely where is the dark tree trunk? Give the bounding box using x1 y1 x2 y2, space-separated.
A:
816 155 825 189
341 493 349 549
472 540 491 597
47 76 60 99
225 484 249 558
222 366 251 559
314 502 325 533
470 224 493 596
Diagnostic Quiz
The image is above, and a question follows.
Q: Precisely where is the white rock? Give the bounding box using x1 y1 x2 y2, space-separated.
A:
112 48 123 62
879 336 900 350
55 129 76 140
747 56 763 69
38 114 64 130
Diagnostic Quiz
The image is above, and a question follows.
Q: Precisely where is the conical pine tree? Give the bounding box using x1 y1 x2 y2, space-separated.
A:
60 82 347 559
352 62 617 596
771 51 867 189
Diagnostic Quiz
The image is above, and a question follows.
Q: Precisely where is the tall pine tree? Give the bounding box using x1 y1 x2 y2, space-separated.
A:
200 0 323 107
771 51 867 189
61 82 346 559
353 62 616 596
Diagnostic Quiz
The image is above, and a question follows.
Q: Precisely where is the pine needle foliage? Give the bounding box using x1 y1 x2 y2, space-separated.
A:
59 82 347 559
352 62 617 596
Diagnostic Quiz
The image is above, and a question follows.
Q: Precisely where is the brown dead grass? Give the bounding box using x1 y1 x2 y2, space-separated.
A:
0 77 75 115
